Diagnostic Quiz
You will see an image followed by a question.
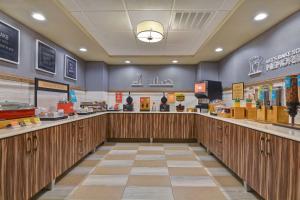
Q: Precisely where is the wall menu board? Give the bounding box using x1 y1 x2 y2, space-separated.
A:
36 40 56 74
232 82 244 100
0 20 20 64
65 55 77 80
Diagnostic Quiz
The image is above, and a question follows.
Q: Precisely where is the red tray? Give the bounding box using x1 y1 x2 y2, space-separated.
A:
0 109 35 120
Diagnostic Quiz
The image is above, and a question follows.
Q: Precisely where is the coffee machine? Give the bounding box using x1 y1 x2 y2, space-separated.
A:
160 93 170 112
194 80 222 113
123 92 134 111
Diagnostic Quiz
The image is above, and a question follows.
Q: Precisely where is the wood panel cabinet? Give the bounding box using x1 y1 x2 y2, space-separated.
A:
0 114 107 200
108 113 195 140
31 129 54 196
265 134 300 200
244 129 267 198
108 113 151 139
196 116 300 200
152 114 195 140
0 133 31 200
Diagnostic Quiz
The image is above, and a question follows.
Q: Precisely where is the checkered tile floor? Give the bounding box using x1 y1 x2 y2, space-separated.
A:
38 143 259 200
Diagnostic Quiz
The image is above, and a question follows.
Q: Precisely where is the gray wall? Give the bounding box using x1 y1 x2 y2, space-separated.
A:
0 11 86 89
196 62 219 81
108 65 197 92
219 11 300 88
85 61 108 91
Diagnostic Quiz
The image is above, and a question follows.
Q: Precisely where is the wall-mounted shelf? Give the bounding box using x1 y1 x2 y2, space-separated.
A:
148 84 174 87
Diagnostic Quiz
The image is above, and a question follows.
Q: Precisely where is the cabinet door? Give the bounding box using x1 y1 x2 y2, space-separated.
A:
222 122 230 165
54 123 75 176
266 134 300 200
226 124 244 176
203 117 210 147
0 134 32 200
244 130 267 199
195 115 203 144
31 128 54 195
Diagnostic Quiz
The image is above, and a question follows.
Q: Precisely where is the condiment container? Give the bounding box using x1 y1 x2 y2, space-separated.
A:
271 86 282 106
285 75 298 104
298 74 300 103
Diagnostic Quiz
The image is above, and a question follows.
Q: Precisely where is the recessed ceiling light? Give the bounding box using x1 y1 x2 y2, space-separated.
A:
215 47 223 52
254 13 268 21
79 48 87 52
125 60 131 64
172 60 178 64
32 12 46 21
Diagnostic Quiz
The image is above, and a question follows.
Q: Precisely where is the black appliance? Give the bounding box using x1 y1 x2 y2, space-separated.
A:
160 92 170 112
123 92 134 111
194 80 222 112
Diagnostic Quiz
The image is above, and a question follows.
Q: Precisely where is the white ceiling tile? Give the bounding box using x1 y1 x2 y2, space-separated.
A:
174 0 224 10
125 0 173 10
59 0 80 11
84 11 131 32
95 31 137 52
220 0 241 10
128 10 172 33
73 0 124 11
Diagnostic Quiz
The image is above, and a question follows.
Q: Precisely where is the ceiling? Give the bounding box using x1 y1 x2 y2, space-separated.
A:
0 0 299 64
58 0 240 56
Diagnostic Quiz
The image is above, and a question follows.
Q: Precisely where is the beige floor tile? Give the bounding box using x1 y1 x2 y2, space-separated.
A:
138 150 165 155
69 186 124 200
78 160 100 167
194 151 209 156
133 160 167 167
140 143 164 146
95 150 110 155
202 161 224 168
165 146 189 150
103 142 116 146
92 167 131 175
113 146 138 150
127 175 171 186
105 154 136 160
56 174 86 186
173 186 227 200
214 176 242 187
166 155 197 161
168 167 208 176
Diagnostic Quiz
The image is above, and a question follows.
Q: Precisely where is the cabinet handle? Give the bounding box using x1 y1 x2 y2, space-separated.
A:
26 137 32 153
259 136 265 154
33 134 38 151
266 138 271 156
217 126 222 129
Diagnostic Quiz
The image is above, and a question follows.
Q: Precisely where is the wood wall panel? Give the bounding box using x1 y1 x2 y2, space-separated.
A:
31 128 54 196
0 134 31 200
266 134 300 200
107 113 195 140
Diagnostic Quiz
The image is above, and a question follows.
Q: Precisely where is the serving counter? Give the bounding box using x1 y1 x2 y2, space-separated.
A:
0 111 299 200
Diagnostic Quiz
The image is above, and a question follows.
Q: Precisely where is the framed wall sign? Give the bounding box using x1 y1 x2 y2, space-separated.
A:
0 20 20 64
65 55 77 80
232 82 244 100
35 40 56 74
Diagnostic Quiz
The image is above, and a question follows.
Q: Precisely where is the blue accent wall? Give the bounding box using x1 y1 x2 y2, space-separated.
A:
219 11 300 88
108 65 197 92
0 11 86 89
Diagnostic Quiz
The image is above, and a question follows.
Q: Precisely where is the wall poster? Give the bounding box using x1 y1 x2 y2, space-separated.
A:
232 82 244 100
36 40 56 74
65 55 77 80
0 20 20 64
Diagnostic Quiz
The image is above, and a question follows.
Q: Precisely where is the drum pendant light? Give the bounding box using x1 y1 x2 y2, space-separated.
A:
136 21 164 43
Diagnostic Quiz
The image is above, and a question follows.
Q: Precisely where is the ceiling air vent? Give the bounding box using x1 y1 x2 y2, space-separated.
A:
171 11 212 30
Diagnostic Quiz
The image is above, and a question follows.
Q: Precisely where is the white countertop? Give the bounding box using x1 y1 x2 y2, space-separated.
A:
197 113 300 142
0 112 107 140
0 111 300 142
